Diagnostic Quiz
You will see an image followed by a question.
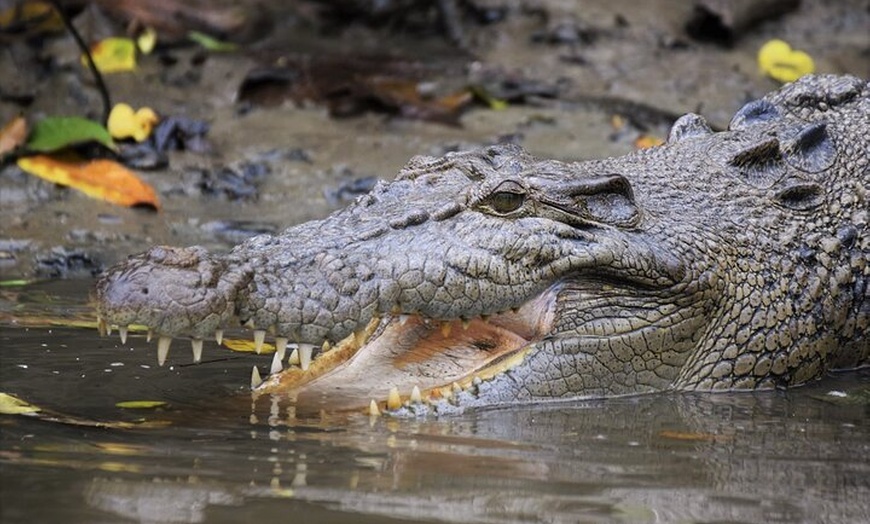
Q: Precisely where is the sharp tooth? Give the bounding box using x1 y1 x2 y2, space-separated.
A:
146 329 153 343
462 318 470 330
481 314 490 322
368 399 381 417
253 330 266 354
119 326 128 344
275 337 288 361
244 319 255 329
399 315 409 325
410 385 422 404
298 344 313 371
107 324 115 336
191 338 203 363
441 322 452 338
157 337 172 366
97 317 107 336
452 382 462 394
215 329 223 345
288 348 300 366
251 366 263 388
322 340 331 353
387 387 402 410
270 351 283 374
391 304 401 314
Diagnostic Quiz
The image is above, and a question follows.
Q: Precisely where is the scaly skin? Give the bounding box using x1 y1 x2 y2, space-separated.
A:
95 75 869 413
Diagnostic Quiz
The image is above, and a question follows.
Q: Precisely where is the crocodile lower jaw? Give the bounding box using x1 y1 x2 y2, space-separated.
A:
255 290 558 415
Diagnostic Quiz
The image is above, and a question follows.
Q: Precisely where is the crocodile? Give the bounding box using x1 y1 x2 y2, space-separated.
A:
95 74 869 414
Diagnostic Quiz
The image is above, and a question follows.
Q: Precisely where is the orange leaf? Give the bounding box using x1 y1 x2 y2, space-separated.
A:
0 115 27 156
634 134 664 149
16 155 159 209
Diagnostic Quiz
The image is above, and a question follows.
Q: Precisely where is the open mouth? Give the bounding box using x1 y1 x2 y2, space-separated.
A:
255 286 559 415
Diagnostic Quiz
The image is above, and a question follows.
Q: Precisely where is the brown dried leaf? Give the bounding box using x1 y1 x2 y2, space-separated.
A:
0 115 27 157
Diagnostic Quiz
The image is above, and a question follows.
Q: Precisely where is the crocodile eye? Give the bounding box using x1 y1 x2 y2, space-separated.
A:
488 191 525 214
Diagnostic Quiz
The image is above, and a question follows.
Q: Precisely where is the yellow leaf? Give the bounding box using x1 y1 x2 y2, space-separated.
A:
108 103 159 142
137 27 157 55
83 37 137 73
0 392 41 414
757 39 815 83
222 338 275 353
0 115 27 156
17 154 160 209
115 400 167 409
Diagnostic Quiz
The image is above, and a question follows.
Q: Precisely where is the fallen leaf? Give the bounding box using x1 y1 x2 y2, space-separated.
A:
757 39 814 83
137 26 157 54
85 37 137 73
26 116 116 153
188 30 238 52
115 400 167 409
0 392 169 429
16 155 160 209
108 103 160 142
222 338 275 353
0 115 28 157
0 0 63 36
634 134 664 149
0 392 41 414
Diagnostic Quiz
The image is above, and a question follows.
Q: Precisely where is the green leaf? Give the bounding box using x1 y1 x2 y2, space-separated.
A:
188 31 238 52
26 117 117 153
0 392 41 414
0 279 32 287
115 400 167 409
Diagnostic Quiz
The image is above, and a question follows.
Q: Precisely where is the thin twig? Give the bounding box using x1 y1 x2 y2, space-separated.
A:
49 0 112 124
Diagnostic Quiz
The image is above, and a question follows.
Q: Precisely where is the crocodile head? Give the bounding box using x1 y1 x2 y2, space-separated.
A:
95 75 869 414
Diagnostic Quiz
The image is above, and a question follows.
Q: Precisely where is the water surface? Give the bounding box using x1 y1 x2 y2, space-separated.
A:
1 280 868 523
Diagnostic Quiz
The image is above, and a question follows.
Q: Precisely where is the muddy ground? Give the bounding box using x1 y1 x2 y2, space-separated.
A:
1 0 868 279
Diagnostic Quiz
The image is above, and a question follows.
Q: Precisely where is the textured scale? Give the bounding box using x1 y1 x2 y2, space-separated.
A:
95 75 868 406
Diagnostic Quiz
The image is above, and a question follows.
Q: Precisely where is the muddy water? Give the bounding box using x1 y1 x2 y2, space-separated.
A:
1 280 868 523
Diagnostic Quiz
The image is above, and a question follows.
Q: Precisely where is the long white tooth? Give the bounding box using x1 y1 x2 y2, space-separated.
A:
253 330 266 354
215 329 223 345
410 385 422 404
146 329 153 343
157 337 172 366
275 337 288 361
298 344 313 371
107 324 114 336
251 366 262 388
270 350 283 374
368 399 381 417
191 338 203 363
119 326 128 344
